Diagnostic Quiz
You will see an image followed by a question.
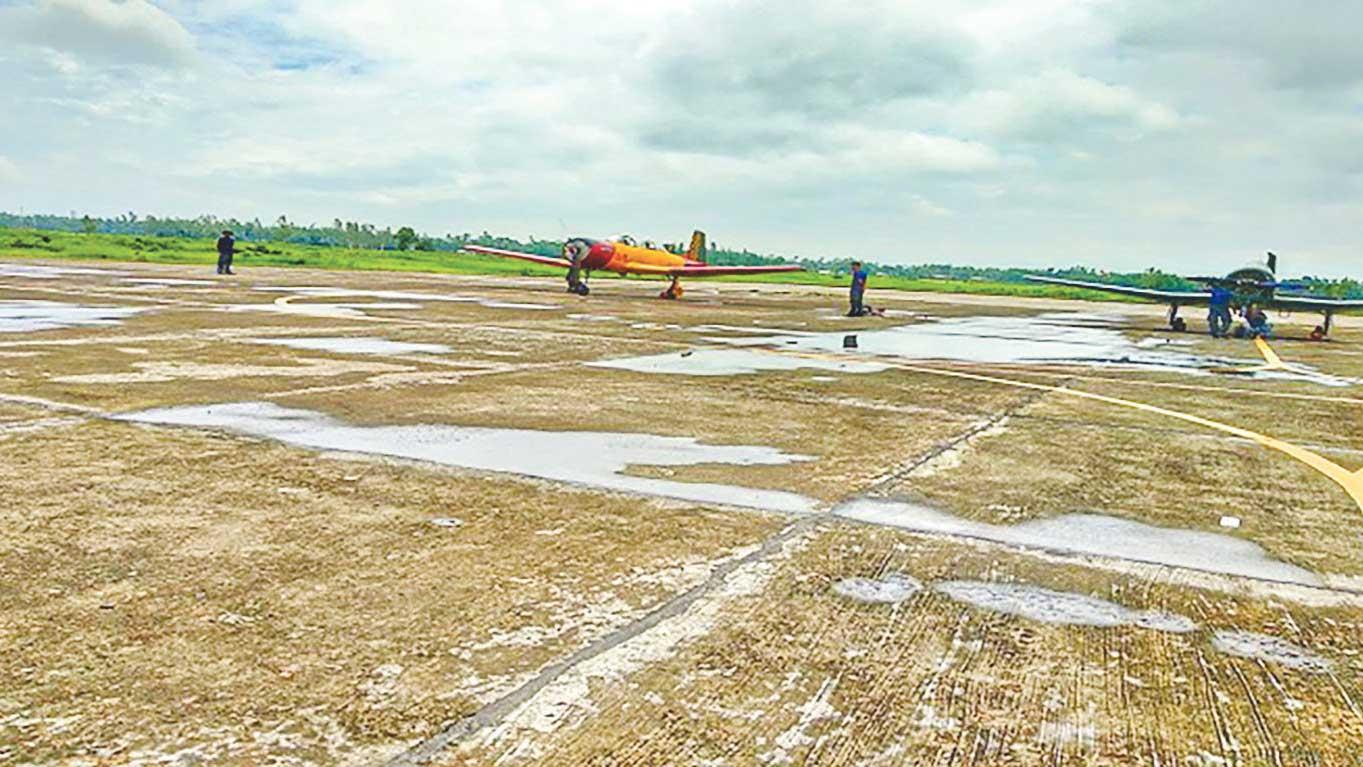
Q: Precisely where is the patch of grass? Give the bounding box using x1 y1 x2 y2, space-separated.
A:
0 226 1144 302
0 226 572 279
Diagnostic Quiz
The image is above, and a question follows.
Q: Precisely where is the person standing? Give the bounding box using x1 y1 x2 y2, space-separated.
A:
216 230 236 275
1207 285 1233 337
847 261 868 317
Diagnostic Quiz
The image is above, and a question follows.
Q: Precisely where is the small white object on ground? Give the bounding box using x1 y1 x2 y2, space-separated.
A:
1219 515 1241 529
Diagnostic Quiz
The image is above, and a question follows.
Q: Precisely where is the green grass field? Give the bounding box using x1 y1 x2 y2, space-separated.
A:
0 227 1134 302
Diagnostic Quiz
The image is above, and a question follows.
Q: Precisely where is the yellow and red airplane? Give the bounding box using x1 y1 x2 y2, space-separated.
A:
463 230 803 299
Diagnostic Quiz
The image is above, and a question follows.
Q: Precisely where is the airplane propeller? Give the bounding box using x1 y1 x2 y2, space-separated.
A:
562 238 591 295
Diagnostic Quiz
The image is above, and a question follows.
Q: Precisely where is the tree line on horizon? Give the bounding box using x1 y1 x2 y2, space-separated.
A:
3 210 1360 298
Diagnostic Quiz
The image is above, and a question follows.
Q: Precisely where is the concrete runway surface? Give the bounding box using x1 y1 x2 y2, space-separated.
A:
2 259 1362 766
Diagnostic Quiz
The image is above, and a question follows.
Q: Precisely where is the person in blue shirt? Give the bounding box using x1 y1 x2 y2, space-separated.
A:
1207 285 1233 337
847 261 869 317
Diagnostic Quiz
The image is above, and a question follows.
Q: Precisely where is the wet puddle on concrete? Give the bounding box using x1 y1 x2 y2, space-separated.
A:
591 313 1263 378
53 358 405 384
934 580 1196 632
720 313 1241 371
831 573 923 604
232 301 423 320
0 263 128 280
834 500 1320 585
589 348 889 376
0 300 144 332
255 287 560 311
119 277 218 287
566 313 622 323
1210 630 1332 672
248 336 454 356
115 402 816 513
690 324 817 336
1238 364 1358 388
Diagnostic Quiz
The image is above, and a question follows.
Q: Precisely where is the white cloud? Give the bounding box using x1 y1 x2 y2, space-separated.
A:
910 195 953 217
958 69 1181 140
0 0 197 68
1115 0 1363 91
0 0 1359 275
0 157 22 183
823 128 1002 174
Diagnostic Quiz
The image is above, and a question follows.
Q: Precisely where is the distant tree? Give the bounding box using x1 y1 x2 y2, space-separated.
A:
5 209 1360 298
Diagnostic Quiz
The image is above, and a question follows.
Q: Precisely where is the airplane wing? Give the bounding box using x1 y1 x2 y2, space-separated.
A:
462 245 572 269
627 263 805 277
1268 294 1363 311
1025 275 1212 304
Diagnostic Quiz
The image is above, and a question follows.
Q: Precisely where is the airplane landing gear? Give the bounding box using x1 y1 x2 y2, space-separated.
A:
660 277 684 300
1310 311 1334 341
1167 304 1187 332
566 265 590 296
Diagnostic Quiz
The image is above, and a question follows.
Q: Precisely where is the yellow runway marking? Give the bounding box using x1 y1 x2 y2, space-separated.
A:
777 348 1363 512
897 362 1363 512
925 363 1363 407
1254 337 1286 368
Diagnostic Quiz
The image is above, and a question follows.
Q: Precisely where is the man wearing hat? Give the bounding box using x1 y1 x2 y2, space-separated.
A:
216 230 236 275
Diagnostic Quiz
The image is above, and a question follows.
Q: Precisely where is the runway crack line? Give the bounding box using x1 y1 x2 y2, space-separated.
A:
379 518 815 767
863 383 1059 496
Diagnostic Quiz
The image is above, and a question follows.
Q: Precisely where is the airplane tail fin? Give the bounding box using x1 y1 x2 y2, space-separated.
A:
1267 251 1277 274
686 230 707 263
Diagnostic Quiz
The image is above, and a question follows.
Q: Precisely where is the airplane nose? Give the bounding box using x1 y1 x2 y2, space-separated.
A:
563 240 587 263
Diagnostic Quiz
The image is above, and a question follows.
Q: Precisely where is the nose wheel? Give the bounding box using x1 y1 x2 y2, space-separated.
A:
566 264 590 296
564 245 591 296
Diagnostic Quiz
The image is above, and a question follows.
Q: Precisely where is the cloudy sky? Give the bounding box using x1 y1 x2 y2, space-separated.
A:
0 0 1359 274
